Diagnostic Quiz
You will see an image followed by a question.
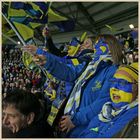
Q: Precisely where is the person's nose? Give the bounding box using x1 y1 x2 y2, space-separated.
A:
2 114 9 125
112 83 119 89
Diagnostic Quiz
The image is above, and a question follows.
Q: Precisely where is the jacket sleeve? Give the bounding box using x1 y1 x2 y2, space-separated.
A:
72 97 110 126
36 48 86 82
46 37 66 57
81 106 138 138
57 56 79 65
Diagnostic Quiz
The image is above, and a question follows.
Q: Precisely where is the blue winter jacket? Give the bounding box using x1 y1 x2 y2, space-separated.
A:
78 105 138 138
36 48 118 137
57 49 94 97
36 48 86 82
67 61 118 137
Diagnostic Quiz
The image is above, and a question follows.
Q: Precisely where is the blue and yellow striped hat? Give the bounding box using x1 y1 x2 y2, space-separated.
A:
114 62 138 83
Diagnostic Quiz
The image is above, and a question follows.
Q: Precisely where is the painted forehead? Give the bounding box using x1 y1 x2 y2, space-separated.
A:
110 78 133 91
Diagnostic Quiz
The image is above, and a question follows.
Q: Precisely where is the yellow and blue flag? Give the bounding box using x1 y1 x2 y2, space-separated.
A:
2 2 51 44
2 2 75 44
2 2 75 76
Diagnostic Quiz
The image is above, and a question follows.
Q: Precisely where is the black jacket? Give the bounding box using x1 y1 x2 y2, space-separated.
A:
3 119 54 138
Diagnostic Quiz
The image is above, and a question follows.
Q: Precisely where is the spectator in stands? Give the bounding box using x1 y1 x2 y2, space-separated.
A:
130 28 138 47
42 26 94 65
124 48 138 65
23 34 124 137
133 49 138 62
118 34 125 46
77 62 138 138
125 51 134 64
37 29 94 129
2 47 44 95
2 89 54 138
124 33 134 51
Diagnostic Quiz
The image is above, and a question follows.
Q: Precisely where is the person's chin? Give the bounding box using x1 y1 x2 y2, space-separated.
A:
3 125 13 133
8 127 13 133
7 126 15 133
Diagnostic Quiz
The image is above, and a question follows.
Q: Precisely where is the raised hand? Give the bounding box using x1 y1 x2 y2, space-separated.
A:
22 45 38 55
32 54 47 66
42 26 50 37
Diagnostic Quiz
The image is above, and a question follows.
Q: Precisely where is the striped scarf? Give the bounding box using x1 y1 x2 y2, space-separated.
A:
98 99 138 122
64 55 112 116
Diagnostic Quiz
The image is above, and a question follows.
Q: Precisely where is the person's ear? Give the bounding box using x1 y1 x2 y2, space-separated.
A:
27 112 35 125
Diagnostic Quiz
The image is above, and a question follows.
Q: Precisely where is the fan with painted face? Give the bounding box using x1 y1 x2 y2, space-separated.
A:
67 32 88 56
94 38 109 56
78 63 138 138
67 37 81 56
109 62 138 109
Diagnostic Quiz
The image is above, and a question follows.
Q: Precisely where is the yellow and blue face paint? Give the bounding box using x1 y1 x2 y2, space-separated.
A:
68 46 77 56
94 38 109 56
68 37 80 56
109 78 133 108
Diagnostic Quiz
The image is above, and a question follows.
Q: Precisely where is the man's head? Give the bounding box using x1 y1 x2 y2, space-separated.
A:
2 89 41 133
109 62 138 108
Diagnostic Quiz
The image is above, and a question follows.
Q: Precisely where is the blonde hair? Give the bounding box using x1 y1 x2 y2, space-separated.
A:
96 34 124 65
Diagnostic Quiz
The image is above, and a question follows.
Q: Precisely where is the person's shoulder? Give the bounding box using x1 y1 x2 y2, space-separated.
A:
34 119 54 138
112 116 138 138
13 119 54 138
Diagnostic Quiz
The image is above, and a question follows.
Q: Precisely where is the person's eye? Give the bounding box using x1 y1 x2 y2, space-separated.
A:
109 80 116 84
111 88 118 92
119 81 126 86
2 112 5 117
10 114 16 118
112 81 116 84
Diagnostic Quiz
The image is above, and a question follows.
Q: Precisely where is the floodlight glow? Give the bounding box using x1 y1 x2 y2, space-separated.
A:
17 41 21 44
129 24 134 29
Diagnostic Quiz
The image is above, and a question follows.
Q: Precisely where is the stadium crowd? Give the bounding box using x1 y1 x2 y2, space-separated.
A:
2 28 138 138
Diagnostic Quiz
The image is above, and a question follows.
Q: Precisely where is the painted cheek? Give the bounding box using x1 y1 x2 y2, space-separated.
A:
110 88 120 103
118 90 132 103
68 47 76 54
110 88 132 103
68 49 73 55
